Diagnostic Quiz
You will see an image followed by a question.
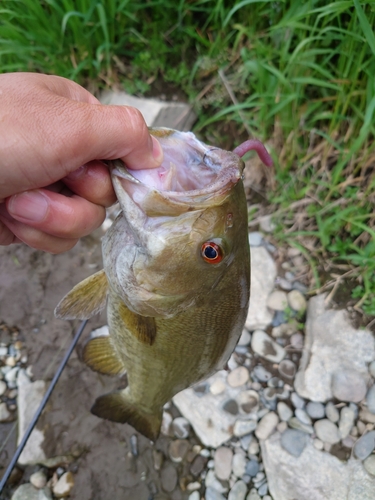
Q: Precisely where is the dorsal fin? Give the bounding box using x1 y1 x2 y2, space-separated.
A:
83 335 125 376
55 269 108 320
118 302 157 346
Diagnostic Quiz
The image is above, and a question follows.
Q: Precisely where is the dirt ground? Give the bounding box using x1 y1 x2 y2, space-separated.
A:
0 229 189 500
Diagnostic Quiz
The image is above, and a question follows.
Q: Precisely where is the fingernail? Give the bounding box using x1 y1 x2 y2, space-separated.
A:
8 191 48 222
152 137 164 165
65 165 87 180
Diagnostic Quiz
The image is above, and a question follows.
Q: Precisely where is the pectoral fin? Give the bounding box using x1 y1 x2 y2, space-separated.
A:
55 270 108 320
83 335 125 376
118 302 157 346
91 389 162 442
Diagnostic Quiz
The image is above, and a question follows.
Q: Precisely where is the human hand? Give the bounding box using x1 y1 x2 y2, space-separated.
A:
0 72 163 253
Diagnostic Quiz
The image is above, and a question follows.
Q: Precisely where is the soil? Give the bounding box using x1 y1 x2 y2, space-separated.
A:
0 229 188 500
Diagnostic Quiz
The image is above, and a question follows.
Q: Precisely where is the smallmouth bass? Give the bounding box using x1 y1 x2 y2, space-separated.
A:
55 128 272 441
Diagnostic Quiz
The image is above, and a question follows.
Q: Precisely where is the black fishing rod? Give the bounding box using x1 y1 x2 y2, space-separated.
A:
0 320 88 496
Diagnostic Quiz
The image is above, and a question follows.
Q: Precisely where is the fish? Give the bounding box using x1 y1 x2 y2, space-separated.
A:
55 128 272 441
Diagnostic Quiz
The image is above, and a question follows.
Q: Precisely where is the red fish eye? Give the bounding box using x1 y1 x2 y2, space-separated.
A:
201 242 223 264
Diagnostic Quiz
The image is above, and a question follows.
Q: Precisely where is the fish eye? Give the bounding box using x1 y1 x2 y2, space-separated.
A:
201 241 224 264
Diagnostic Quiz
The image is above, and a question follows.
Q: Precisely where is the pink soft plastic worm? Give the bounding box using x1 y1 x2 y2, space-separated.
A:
233 139 273 167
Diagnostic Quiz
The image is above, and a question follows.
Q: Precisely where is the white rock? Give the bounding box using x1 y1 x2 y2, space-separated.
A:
52 472 74 498
189 492 200 500
214 447 233 481
287 290 307 312
232 453 247 477
17 369 47 465
161 411 173 436
314 419 341 445
210 379 226 395
267 291 288 311
255 412 279 440
246 247 276 330
11 484 52 500
251 330 286 363
261 433 375 500
100 91 196 130
227 367 249 388
30 470 47 489
294 295 374 402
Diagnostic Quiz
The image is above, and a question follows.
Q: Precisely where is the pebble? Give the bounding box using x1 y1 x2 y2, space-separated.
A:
187 482 201 491
278 360 296 379
306 401 325 419
258 482 268 496
287 290 306 312
0 380 7 396
251 330 286 363
228 367 250 388
232 453 247 478
360 409 375 424
248 439 260 456
210 379 227 395
339 406 356 439
4 366 19 384
313 438 324 450
172 417 190 438
53 472 74 498
255 412 279 440
245 459 260 477
190 454 208 477
314 419 341 444
267 291 288 311
281 429 308 457
357 421 366 434
331 370 367 403
272 310 286 327
288 417 314 434
277 278 292 291
11 484 52 500
205 487 226 500
295 408 312 425
161 411 173 436
153 450 164 471
277 402 293 422
277 421 288 433
248 232 263 246
353 431 375 460
342 435 356 448
237 390 259 414
246 489 261 500
364 455 375 476
228 480 247 500
291 392 305 409
189 492 200 500
290 332 304 349
223 399 239 415
252 365 272 382
30 470 47 489
0 402 11 422
5 356 16 367
205 470 228 494
0 347 8 357
369 361 375 378
238 330 251 346
233 419 257 437
326 402 340 423
366 385 375 414
168 439 189 463
214 447 233 481
160 464 178 493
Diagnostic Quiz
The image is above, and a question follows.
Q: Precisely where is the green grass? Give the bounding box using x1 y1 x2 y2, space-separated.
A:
1 0 375 316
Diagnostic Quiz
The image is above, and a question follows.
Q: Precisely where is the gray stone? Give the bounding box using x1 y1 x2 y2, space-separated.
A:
205 469 228 494
339 406 356 439
17 370 47 465
251 330 286 363
287 290 307 312
252 365 272 382
314 419 341 445
214 447 233 481
267 291 288 311
0 380 6 396
238 330 251 346
290 332 304 350
246 490 261 500
168 439 189 463
223 399 239 415
353 431 375 460
294 295 374 402
281 429 308 457
295 409 312 425
366 385 375 414
206 488 226 500
248 232 263 247
233 419 257 437
288 417 314 434
245 459 260 477
160 464 178 493
360 409 375 424
255 412 279 440
228 480 247 500
261 433 375 500
326 402 340 423
364 455 375 476
278 359 296 379
306 402 325 419
100 91 196 130
258 483 268 496
277 402 293 422
245 247 276 331
232 453 247 478
0 402 11 422
228 367 250 388
369 361 375 378
237 390 259 414
342 435 356 449
331 370 367 403
11 484 52 500
291 392 305 409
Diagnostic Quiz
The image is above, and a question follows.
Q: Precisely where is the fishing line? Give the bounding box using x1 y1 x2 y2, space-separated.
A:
0 320 88 495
